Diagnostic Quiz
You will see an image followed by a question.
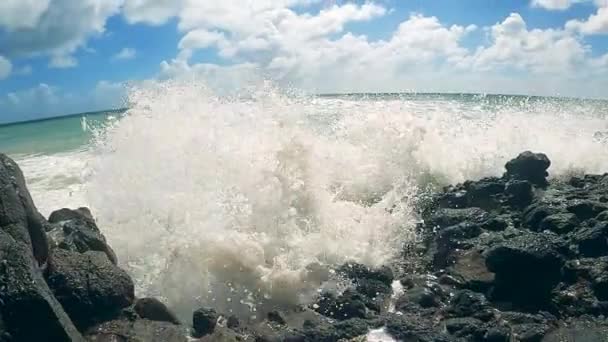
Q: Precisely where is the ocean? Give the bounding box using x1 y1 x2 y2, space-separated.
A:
3 84 608 320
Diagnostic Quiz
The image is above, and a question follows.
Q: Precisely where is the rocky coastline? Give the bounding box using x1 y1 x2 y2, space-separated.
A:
1 150 608 341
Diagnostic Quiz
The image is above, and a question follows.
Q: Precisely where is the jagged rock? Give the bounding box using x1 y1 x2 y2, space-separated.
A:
427 207 489 229
86 319 187 342
134 298 180 325
466 178 505 209
337 263 393 286
539 213 578 234
0 154 83 341
572 223 608 257
47 207 117 265
504 151 551 186
500 312 555 342
447 290 494 321
542 321 608 341
395 286 441 309
444 317 486 339
568 200 608 221
505 180 534 207
447 249 495 292
384 313 451 341
315 290 368 320
49 207 95 225
45 249 135 330
485 232 565 308
524 203 558 231
485 327 511 342
481 216 509 231
336 263 393 313
192 307 219 338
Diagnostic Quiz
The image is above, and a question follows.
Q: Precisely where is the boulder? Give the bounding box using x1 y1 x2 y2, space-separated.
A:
315 290 368 320
538 213 578 234
505 180 534 208
572 223 608 257
0 154 83 341
485 233 565 308
447 290 494 321
45 249 135 330
192 307 219 338
567 200 608 221
447 249 495 292
47 207 117 265
134 298 180 325
504 151 551 186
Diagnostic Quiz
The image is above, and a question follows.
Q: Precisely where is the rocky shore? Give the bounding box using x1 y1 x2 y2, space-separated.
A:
2 151 608 341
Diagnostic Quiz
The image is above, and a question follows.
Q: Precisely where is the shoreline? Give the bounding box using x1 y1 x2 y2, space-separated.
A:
1 151 608 341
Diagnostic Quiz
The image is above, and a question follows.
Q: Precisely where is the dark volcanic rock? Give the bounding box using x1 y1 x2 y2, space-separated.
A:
427 207 489 229
466 177 505 210
315 290 368 320
447 290 494 321
572 223 608 257
45 249 135 330
567 200 608 221
505 180 534 208
447 249 495 292
444 317 486 339
539 213 578 234
485 232 565 308
505 151 551 186
0 154 83 341
524 203 558 231
192 307 219 338
47 207 117 265
86 318 187 342
134 298 180 325
542 321 608 341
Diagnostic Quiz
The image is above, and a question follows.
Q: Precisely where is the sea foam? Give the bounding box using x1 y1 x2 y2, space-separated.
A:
19 80 608 321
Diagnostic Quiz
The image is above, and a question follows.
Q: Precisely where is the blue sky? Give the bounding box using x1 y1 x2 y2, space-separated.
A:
1 0 608 123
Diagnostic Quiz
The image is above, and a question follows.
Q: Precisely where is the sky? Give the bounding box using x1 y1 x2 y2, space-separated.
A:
1 0 608 123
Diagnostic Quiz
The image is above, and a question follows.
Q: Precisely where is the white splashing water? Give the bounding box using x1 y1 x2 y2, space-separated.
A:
17 81 608 321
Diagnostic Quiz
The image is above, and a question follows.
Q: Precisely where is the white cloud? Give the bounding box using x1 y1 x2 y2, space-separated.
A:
0 56 12 79
531 0 586 10
566 4 608 34
0 0 51 30
49 55 78 68
473 13 588 73
122 0 184 25
0 0 122 59
113 47 137 61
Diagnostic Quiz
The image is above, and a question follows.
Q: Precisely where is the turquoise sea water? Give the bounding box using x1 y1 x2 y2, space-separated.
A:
0 110 124 156
2 93 607 157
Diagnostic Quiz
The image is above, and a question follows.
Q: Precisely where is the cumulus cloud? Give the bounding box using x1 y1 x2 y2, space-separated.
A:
566 4 608 34
531 0 587 10
0 0 51 30
0 0 122 59
113 47 137 61
473 13 588 73
0 55 12 79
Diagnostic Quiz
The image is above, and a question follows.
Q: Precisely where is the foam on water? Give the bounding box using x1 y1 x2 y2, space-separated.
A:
16 81 608 322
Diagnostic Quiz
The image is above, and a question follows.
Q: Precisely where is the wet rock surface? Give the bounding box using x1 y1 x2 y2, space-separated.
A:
4 150 608 341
